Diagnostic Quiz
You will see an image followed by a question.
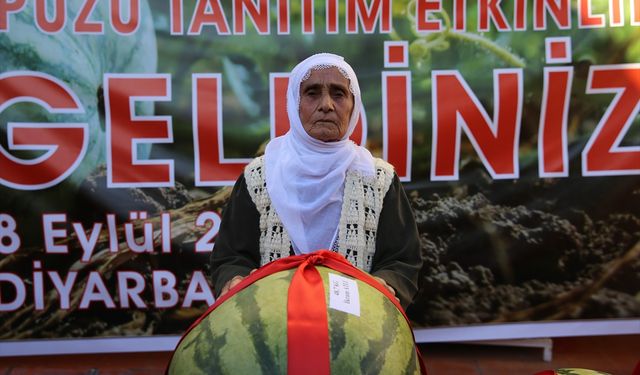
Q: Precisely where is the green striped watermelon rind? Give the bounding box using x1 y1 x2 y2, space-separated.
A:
554 369 613 375
168 266 419 375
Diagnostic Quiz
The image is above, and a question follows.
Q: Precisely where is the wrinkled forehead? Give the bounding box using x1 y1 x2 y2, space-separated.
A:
298 64 356 95
290 62 359 107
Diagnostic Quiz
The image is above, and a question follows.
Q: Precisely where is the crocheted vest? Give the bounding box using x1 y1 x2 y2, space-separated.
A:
244 156 394 273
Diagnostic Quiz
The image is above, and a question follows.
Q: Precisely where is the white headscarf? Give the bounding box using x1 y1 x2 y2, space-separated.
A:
264 53 375 254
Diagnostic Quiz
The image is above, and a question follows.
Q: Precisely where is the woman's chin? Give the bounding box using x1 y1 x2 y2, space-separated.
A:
315 134 340 142
308 128 342 142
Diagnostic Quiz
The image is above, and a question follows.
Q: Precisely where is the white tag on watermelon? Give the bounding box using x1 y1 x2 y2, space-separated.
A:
328 273 361 317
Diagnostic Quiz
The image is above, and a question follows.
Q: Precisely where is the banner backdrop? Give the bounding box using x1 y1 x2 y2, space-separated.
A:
0 0 639 353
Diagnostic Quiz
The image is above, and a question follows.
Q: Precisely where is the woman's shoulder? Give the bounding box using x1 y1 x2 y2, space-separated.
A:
372 157 394 175
243 156 266 192
362 157 395 195
245 155 265 172
243 156 266 182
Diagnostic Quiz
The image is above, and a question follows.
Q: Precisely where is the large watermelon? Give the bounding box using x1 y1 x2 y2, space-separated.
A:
168 251 423 374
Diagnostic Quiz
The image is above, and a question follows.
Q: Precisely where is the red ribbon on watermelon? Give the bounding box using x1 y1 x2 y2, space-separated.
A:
168 250 428 375
287 253 331 374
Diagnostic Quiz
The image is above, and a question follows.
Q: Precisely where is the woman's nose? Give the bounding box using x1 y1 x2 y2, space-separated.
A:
318 93 334 112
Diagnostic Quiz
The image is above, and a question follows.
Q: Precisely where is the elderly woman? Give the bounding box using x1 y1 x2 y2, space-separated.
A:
210 53 422 309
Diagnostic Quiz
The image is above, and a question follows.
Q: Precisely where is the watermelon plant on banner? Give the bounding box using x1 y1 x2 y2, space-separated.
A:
168 250 426 375
0 0 157 241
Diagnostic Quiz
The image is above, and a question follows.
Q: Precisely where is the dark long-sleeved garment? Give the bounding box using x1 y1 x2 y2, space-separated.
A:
210 172 423 309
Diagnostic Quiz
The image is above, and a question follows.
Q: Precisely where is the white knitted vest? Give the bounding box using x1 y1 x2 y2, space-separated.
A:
244 156 394 272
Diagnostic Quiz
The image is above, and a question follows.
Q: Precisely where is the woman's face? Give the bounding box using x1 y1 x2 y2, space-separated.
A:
298 67 354 142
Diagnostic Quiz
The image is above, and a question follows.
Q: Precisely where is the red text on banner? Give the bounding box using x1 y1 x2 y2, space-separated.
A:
539 67 573 177
1 0 140 34
0 72 88 190
35 0 65 33
534 0 571 30
233 0 269 35
193 74 252 186
277 0 289 33
583 64 640 176
170 0 183 34
302 0 313 33
110 0 141 35
382 71 412 181
74 0 102 33
187 0 230 35
105 74 174 188
415 0 442 31
346 0 391 33
0 0 26 30
431 69 523 180
326 0 338 33
478 0 511 31
579 0 605 28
